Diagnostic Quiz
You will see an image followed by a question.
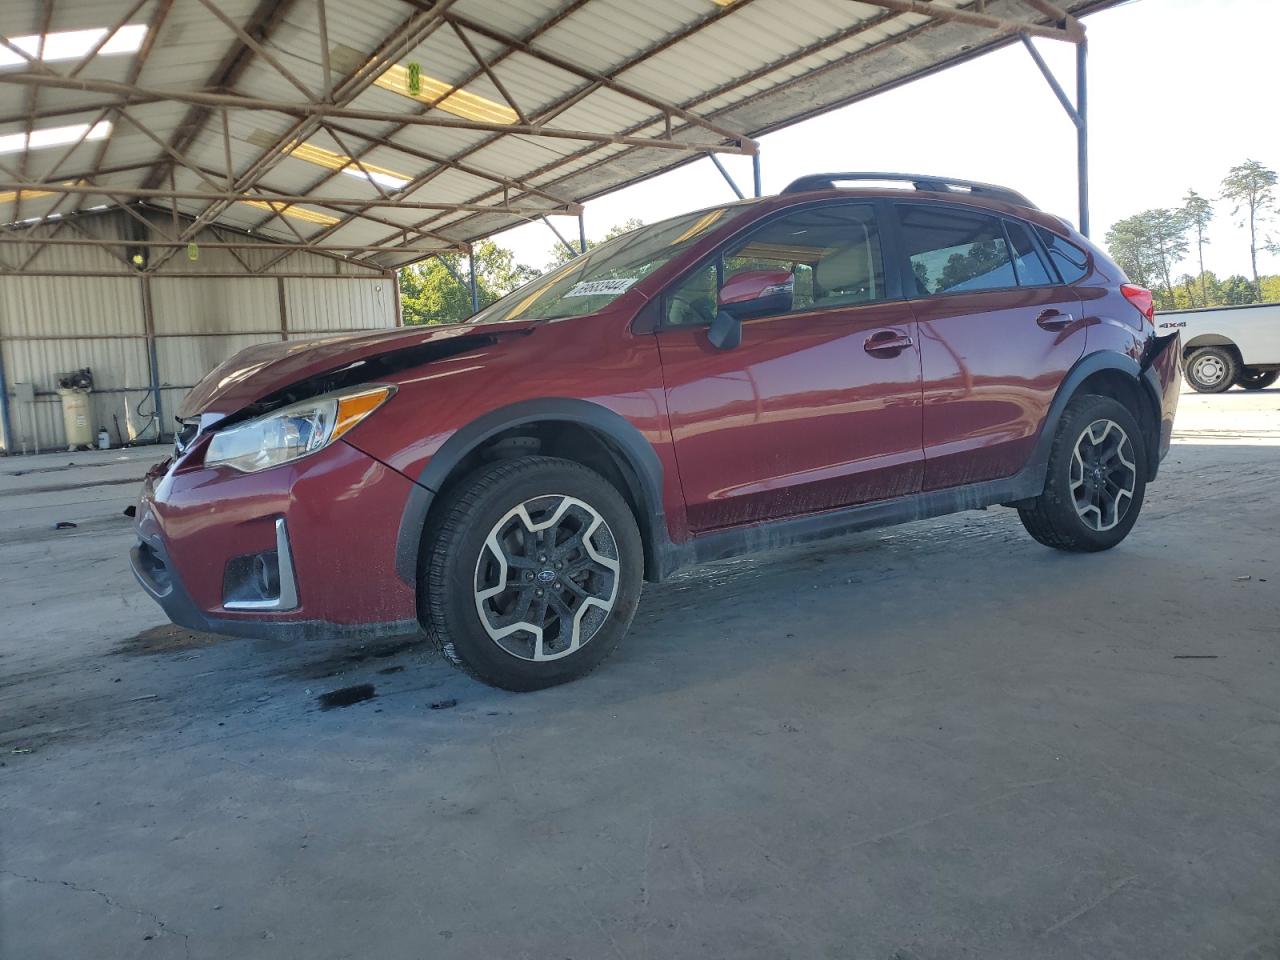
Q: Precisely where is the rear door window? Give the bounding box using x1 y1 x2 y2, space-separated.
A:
1003 219 1054 286
898 206 1015 296
1034 226 1090 283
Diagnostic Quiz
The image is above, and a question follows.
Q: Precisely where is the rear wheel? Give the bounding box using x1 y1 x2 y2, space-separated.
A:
1236 367 1279 391
1018 394 1147 552
423 456 643 691
1184 346 1238 393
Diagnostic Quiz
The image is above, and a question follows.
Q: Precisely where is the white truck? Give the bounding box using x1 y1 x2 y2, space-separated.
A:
1158 302 1280 393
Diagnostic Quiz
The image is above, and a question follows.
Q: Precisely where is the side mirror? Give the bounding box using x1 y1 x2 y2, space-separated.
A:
707 310 742 350
719 269 794 320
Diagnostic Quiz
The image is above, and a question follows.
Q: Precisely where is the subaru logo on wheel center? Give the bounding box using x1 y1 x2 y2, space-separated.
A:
537 568 557 584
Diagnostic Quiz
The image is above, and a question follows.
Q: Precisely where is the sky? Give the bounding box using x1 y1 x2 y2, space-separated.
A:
491 0 1279 279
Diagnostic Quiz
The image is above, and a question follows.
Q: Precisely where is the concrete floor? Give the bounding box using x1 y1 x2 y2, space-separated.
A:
2 386 1278 960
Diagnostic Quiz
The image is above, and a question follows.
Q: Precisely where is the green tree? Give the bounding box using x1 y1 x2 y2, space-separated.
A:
1105 214 1160 294
1181 189 1213 307
1220 159 1277 301
1105 209 1189 307
546 218 645 268
399 240 538 325
1260 274 1280 304
1219 274 1259 305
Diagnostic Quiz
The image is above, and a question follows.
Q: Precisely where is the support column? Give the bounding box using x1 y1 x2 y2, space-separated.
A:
1076 39 1089 237
0 346 11 454
1019 32 1090 236
468 248 479 313
391 270 403 327
140 275 164 441
276 276 289 340
752 151 762 198
708 152 745 200
578 213 587 254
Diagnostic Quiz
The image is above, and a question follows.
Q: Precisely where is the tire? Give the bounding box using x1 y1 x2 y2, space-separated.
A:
1184 346 1239 393
1236 367 1279 391
1018 394 1148 552
422 456 643 691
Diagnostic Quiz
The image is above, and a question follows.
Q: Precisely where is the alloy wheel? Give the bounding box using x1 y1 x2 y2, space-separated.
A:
1069 419 1137 532
473 494 620 662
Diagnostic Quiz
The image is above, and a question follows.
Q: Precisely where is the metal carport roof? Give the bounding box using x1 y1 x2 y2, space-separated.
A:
0 0 1114 275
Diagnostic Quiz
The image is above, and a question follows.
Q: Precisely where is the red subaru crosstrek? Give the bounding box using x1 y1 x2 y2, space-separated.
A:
133 173 1181 690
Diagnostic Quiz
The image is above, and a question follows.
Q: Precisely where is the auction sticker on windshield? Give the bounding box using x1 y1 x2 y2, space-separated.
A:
564 278 638 298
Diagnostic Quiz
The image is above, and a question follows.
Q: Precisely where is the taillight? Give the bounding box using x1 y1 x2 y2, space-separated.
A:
1121 284 1154 322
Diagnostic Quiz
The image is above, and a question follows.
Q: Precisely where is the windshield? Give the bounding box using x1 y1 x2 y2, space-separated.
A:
466 202 756 324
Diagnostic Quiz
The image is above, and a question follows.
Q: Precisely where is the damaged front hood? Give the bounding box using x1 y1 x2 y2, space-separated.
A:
177 321 534 420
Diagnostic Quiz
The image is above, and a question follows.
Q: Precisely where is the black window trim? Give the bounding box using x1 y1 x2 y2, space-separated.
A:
654 197 904 331
1033 222 1093 286
1001 217 1058 289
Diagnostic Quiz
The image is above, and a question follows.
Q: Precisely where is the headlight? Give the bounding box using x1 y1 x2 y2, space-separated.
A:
205 385 394 473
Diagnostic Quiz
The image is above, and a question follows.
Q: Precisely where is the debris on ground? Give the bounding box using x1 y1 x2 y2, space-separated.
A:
1234 575 1252 582
123 505 137 518
429 698 458 711
317 684 376 710
377 665 405 675
1173 655 1219 660
53 521 77 530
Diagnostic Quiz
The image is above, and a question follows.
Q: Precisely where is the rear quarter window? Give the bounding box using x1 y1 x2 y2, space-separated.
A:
1034 226 1090 283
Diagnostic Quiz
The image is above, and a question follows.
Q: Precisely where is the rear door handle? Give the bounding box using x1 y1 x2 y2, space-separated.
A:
864 330 914 357
1036 309 1074 331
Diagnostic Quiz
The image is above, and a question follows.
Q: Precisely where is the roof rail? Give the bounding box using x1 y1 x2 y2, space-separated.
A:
780 172 1036 209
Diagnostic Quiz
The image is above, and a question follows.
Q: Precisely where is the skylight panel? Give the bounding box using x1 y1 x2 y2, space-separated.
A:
0 24 148 67
0 120 111 154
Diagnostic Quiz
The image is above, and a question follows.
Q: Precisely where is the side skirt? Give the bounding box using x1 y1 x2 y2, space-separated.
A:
660 471 1045 576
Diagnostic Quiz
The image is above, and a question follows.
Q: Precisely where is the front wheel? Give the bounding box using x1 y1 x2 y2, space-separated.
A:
423 456 643 691
1236 367 1279 391
1018 394 1148 552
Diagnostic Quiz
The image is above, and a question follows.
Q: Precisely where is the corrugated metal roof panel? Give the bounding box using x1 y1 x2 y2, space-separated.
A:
4 0 1118 266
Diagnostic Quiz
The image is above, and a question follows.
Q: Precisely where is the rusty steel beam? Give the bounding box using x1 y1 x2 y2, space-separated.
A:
193 0 318 102
0 236 455 255
0 181 569 215
256 0 764 269
0 75 756 154
367 2 897 247
853 0 1083 42
247 0 600 267
14 1 55 225
150 1 464 269
444 12 755 146
141 0 298 190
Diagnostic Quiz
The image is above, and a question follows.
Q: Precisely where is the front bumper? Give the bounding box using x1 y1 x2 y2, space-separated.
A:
131 438 422 641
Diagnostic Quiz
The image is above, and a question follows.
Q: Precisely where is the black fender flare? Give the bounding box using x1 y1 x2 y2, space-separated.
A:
1018 349 1166 495
394 398 669 586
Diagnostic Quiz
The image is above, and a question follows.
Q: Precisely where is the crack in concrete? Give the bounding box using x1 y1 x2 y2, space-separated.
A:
1 869 191 958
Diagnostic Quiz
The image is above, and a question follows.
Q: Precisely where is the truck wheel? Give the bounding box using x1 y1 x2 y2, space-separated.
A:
1184 347 1238 393
1018 394 1147 552
1236 367 1279 390
423 456 643 691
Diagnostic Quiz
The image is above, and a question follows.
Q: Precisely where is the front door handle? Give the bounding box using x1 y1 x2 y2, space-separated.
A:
1036 308 1074 331
864 330 914 357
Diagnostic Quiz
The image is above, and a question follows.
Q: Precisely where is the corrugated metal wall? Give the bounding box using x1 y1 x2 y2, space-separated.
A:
0 211 398 453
